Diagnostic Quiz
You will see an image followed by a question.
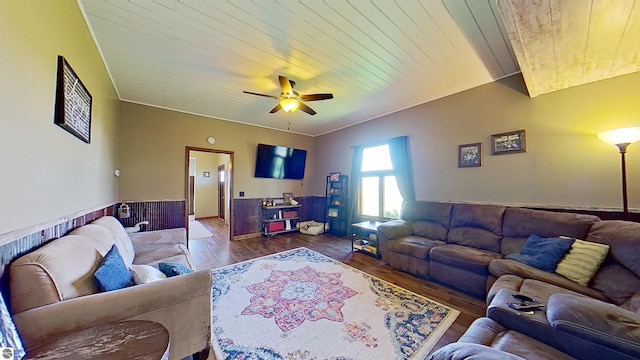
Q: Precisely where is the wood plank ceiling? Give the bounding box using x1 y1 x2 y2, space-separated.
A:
78 0 639 136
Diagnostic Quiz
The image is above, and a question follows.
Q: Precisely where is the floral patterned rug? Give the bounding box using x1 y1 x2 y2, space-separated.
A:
210 247 460 360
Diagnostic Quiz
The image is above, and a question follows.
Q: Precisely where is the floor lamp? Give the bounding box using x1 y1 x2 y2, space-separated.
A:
597 126 640 217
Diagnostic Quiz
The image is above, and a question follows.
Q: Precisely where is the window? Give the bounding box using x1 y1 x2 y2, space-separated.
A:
359 144 403 219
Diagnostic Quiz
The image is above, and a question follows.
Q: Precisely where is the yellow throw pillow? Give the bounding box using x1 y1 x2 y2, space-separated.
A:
555 239 609 286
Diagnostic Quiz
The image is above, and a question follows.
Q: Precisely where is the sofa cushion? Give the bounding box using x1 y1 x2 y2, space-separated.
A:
93 245 134 292
591 263 640 306
71 223 133 265
133 244 195 270
488 260 607 302
501 207 599 256
447 203 505 252
555 239 609 286
401 201 452 225
130 264 167 284
547 294 640 359
159 262 194 277
10 234 107 313
454 317 575 360
586 220 640 278
430 244 502 273
412 221 448 241
387 236 445 259
505 235 574 272
91 216 136 265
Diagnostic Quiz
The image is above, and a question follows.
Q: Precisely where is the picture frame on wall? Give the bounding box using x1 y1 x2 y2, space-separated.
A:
458 143 481 168
329 172 341 182
491 130 526 155
54 56 92 143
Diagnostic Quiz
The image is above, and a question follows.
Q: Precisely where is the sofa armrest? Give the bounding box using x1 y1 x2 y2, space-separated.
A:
129 228 187 251
377 220 412 263
377 220 412 240
547 294 640 358
13 269 212 351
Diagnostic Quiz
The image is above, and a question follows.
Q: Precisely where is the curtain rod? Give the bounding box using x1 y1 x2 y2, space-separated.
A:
350 135 410 148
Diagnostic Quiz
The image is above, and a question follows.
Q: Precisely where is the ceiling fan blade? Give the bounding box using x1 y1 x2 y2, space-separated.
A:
269 104 282 113
279 75 293 95
301 93 333 101
243 91 279 99
298 102 316 115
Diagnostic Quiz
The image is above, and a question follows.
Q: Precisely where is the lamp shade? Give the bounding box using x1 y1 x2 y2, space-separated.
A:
280 98 300 112
597 126 640 145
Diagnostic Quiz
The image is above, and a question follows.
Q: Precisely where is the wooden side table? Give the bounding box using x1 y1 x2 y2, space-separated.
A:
25 320 169 360
351 221 385 259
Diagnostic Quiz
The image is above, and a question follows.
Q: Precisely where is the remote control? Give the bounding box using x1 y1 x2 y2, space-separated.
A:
508 302 544 311
512 294 535 303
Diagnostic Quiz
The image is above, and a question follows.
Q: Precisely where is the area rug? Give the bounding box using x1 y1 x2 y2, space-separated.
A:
189 220 213 240
210 247 460 360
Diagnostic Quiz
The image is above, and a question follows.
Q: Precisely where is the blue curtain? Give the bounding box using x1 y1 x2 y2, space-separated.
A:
348 145 364 226
388 136 415 201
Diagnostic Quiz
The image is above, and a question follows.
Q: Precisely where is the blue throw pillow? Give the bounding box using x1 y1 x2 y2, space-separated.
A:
505 234 574 272
94 245 133 292
159 262 193 277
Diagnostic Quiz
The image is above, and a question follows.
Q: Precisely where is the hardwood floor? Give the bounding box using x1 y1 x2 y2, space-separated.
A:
190 217 486 356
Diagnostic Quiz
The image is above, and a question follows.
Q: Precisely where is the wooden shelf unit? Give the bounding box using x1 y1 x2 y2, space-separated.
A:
260 204 302 237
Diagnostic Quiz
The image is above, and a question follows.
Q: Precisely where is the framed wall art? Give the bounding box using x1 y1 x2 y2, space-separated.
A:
491 130 526 155
458 143 481 168
54 56 92 143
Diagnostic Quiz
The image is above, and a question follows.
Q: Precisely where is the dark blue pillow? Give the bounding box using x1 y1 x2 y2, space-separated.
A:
159 262 193 277
94 245 133 292
505 235 574 272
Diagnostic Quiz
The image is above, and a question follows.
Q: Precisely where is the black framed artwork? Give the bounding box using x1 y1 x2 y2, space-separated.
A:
458 143 481 168
491 130 526 155
54 56 92 143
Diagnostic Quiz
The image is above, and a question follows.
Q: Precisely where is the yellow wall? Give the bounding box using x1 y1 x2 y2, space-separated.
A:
315 73 640 211
118 102 315 202
0 1 119 236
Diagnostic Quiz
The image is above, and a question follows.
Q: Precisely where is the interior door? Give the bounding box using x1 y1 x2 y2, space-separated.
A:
218 165 225 220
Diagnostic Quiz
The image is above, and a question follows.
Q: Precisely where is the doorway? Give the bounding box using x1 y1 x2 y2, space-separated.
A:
185 147 234 241
218 164 225 220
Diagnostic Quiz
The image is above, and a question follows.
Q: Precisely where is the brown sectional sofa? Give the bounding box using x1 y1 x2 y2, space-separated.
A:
378 200 640 359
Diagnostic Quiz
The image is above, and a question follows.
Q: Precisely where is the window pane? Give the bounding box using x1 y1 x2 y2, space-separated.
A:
362 144 392 171
360 177 379 217
383 176 402 219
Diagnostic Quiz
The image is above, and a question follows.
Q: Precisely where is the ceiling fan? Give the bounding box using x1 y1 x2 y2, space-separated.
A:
243 75 333 115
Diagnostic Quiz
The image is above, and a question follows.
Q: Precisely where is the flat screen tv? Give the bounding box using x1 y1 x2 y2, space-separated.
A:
254 143 307 180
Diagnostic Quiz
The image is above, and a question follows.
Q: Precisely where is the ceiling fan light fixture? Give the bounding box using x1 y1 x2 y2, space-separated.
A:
280 98 300 112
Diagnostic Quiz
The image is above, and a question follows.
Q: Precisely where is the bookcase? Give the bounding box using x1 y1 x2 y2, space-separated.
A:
260 204 301 237
324 174 349 236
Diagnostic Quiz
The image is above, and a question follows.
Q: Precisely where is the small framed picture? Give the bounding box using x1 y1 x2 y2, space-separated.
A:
491 130 526 155
328 208 339 217
283 192 293 205
458 143 481 168
329 172 340 182
204 171 210 177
